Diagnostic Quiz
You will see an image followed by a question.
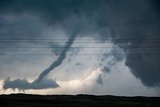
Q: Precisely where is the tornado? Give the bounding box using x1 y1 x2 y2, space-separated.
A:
35 28 80 84
2 28 80 90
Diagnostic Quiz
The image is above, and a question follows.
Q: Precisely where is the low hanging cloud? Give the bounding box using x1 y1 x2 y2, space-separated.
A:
3 78 59 91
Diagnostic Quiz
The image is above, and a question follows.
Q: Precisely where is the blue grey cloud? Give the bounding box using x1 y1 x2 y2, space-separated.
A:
0 0 160 89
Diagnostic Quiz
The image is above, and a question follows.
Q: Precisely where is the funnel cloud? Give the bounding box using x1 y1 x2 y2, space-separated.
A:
35 28 79 84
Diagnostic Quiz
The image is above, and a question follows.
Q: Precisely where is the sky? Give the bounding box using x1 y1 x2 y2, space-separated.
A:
0 0 160 96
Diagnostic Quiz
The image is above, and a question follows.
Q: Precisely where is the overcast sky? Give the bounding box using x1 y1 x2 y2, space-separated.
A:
0 0 160 96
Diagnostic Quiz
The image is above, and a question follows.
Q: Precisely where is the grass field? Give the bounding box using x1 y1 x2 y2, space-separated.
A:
0 94 160 107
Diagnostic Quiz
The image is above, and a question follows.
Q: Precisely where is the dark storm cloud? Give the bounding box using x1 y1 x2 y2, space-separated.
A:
0 0 160 88
0 0 85 19
0 0 107 36
107 0 160 87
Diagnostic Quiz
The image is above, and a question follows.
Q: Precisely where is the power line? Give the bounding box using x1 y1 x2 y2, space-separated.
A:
0 54 160 55
0 38 160 40
0 46 160 48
